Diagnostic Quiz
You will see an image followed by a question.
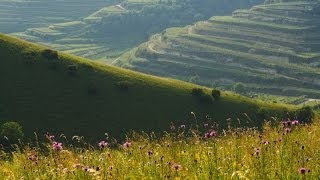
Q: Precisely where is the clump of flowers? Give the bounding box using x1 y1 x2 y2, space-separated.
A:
282 120 291 127
254 148 260 156
285 128 291 134
298 167 308 175
291 120 299 125
27 153 38 164
204 130 217 139
52 141 63 151
123 141 132 149
98 141 108 149
172 163 182 171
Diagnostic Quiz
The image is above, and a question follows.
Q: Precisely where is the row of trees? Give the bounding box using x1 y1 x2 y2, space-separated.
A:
94 0 263 38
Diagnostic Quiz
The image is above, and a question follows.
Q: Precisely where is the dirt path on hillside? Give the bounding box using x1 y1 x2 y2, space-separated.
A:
298 98 320 106
116 4 126 10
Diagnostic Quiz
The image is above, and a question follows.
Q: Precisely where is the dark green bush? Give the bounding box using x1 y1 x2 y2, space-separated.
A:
296 106 314 124
22 50 37 65
67 64 78 75
211 89 221 100
41 49 58 61
116 81 132 91
191 88 213 104
0 121 24 144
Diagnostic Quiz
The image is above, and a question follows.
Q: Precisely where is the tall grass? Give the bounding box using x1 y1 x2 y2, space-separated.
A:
0 117 319 179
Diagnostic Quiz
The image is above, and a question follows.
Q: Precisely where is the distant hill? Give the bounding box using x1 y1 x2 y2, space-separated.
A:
0 34 296 139
11 0 263 61
116 0 320 98
0 0 118 33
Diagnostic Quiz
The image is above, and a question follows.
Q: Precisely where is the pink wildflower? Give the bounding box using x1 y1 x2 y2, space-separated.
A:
98 141 108 149
52 141 63 151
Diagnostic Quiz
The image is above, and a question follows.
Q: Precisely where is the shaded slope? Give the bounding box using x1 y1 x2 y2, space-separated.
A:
0 34 295 139
117 1 320 98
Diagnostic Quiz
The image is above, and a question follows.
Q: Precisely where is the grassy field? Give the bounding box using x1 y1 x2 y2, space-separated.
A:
0 115 319 179
0 34 300 140
116 0 320 98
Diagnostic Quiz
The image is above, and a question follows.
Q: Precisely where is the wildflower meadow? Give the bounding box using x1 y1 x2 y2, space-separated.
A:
0 117 319 179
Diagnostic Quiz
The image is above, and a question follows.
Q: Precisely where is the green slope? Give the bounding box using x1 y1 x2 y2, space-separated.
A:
116 0 320 98
0 34 297 139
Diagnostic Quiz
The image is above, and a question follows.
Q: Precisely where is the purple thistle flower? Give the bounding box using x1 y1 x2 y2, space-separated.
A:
123 141 132 148
291 120 299 125
209 130 216 137
254 148 260 156
285 128 291 134
282 120 292 127
52 141 63 151
263 140 269 145
172 163 182 171
299 167 307 174
148 150 153 156
204 133 210 139
98 141 108 149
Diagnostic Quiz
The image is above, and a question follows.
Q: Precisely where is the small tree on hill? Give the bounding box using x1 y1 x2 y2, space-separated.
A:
211 89 221 100
191 88 213 104
296 106 314 124
0 121 24 144
41 49 58 61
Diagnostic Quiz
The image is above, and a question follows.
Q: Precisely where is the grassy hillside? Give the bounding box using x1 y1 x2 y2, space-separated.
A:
0 0 118 33
116 0 320 98
0 34 298 139
12 0 263 61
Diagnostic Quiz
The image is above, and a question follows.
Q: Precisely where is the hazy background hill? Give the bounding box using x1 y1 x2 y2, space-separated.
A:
0 0 118 33
7 0 264 61
116 0 320 99
0 34 296 139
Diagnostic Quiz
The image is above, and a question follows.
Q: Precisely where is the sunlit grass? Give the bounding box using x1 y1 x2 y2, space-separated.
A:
0 117 319 179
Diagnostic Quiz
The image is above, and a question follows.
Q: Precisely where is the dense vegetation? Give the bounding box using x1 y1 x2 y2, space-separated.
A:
11 0 263 61
0 34 301 140
0 0 118 33
117 0 320 98
0 116 319 179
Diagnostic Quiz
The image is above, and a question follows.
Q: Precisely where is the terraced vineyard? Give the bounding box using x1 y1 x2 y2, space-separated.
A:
0 0 118 33
117 1 320 98
12 0 263 62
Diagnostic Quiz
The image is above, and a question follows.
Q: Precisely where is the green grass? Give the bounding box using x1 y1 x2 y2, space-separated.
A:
0 34 297 140
0 117 319 179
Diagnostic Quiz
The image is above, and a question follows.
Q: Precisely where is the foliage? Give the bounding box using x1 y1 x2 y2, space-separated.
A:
41 49 58 61
0 121 24 144
0 119 319 178
296 106 314 124
191 88 213 104
211 89 221 100
116 80 132 91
